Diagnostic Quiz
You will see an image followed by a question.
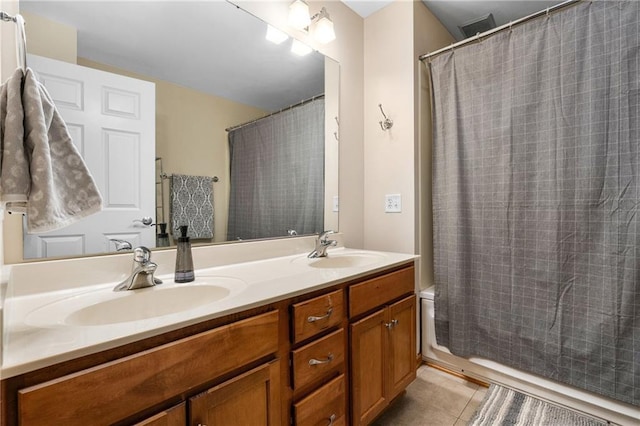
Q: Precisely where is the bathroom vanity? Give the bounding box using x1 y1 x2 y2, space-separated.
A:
0 245 417 426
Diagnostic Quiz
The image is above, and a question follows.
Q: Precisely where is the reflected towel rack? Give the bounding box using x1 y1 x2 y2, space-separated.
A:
160 173 219 183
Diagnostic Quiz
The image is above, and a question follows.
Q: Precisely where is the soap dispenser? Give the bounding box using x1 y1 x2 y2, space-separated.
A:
156 223 170 247
175 225 194 283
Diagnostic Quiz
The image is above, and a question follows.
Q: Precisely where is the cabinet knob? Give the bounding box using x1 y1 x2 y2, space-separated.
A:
309 353 334 366
326 413 336 426
307 306 333 323
385 319 399 329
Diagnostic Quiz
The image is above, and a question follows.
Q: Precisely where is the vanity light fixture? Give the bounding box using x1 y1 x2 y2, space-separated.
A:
291 39 313 56
312 8 336 44
266 24 289 44
288 0 311 30
287 1 336 44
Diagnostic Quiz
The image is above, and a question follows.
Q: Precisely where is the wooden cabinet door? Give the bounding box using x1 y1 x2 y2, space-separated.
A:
386 295 417 401
189 360 281 426
350 309 387 426
135 402 185 426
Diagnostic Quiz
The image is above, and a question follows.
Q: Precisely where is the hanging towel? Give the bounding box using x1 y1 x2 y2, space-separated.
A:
170 174 214 239
0 68 102 233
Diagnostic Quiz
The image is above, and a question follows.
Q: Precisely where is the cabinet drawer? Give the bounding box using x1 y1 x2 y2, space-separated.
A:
293 374 346 426
291 328 345 390
349 265 414 318
292 289 344 343
18 310 279 426
134 402 185 426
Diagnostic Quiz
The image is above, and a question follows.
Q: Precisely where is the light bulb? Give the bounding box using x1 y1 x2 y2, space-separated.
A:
291 39 313 56
314 15 335 44
288 0 311 30
266 25 288 44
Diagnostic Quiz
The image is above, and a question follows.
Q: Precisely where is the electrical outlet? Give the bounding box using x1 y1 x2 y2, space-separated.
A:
332 195 339 212
385 194 401 213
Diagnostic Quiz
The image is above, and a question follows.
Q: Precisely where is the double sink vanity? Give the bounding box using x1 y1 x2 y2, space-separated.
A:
0 236 418 425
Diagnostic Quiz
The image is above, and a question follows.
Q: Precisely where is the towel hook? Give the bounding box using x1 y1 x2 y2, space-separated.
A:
1 11 27 71
378 104 393 131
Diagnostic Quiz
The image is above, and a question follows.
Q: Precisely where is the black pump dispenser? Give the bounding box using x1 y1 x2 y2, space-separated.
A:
175 225 194 283
156 223 170 247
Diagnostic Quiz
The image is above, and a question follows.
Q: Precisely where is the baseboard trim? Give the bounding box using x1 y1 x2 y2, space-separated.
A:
424 361 490 388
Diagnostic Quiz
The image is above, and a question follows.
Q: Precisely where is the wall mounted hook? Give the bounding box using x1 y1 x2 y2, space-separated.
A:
378 104 393 131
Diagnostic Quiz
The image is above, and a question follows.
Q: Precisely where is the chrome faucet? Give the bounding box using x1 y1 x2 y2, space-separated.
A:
308 230 337 258
110 238 132 252
114 246 162 291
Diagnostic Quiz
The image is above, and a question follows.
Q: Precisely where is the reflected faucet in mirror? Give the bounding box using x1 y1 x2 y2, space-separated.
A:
111 239 133 252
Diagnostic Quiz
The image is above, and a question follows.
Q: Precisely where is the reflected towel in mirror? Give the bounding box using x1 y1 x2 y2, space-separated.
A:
0 67 102 232
170 174 214 239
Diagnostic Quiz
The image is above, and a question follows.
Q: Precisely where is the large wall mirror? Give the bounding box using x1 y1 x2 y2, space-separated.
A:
11 0 339 262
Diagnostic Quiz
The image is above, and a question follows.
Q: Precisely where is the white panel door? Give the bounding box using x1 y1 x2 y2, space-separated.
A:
23 54 156 259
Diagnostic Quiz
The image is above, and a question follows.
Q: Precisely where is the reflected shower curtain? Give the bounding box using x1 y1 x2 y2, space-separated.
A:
227 98 324 240
429 0 639 406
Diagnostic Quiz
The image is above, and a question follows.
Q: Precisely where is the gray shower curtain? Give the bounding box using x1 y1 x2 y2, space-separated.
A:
227 98 324 240
430 0 639 406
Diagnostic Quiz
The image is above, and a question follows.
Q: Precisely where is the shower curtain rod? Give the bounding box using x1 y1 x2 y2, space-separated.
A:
419 0 582 62
225 94 324 132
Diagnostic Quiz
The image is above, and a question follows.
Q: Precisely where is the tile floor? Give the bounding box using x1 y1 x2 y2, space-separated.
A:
372 365 489 426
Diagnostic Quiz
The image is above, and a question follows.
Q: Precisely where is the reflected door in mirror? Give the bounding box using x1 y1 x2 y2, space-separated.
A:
23 55 156 259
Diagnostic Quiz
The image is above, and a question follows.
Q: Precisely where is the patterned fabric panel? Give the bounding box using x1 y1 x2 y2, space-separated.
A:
170 174 214 239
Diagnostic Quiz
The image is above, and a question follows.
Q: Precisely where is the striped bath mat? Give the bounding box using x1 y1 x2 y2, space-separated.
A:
469 384 607 426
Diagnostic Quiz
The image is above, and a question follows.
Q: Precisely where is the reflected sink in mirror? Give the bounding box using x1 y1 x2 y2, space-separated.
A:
25 277 247 327
292 252 385 269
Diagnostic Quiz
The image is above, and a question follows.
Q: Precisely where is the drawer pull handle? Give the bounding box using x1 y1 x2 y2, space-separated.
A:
309 353 334 366
307 307 333 323
385 319 399 329
327 414 336 426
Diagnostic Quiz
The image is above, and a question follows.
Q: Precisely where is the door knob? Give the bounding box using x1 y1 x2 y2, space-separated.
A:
134 216 153 226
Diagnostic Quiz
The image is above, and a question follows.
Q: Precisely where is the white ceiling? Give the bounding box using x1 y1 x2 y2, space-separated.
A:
20 0 325 112
21 1 567 112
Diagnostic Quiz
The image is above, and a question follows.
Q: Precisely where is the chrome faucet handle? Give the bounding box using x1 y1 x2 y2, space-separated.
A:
110 238 132 252
319 230 335 243
132 246 152 265
308 231 337 258
114 246 161 291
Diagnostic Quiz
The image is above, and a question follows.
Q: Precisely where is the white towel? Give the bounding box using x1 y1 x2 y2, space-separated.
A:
0 68 102 233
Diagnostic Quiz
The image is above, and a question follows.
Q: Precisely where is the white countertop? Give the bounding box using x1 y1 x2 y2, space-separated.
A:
2 245 416 378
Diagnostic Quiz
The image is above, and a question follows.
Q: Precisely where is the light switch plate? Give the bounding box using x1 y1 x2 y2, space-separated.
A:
332 195 339 212
385 194 401 213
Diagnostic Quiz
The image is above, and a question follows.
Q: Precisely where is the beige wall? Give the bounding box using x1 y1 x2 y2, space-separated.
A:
20 10 77 63
362 1 453 286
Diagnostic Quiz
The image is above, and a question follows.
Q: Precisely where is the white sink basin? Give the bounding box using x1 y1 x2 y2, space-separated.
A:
292 252 385 269
25 277 247 327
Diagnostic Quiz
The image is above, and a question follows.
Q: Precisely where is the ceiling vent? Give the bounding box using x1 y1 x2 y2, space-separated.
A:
458 13 497 39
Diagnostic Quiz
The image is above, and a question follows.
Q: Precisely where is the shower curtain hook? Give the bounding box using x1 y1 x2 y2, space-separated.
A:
378 104 393 131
